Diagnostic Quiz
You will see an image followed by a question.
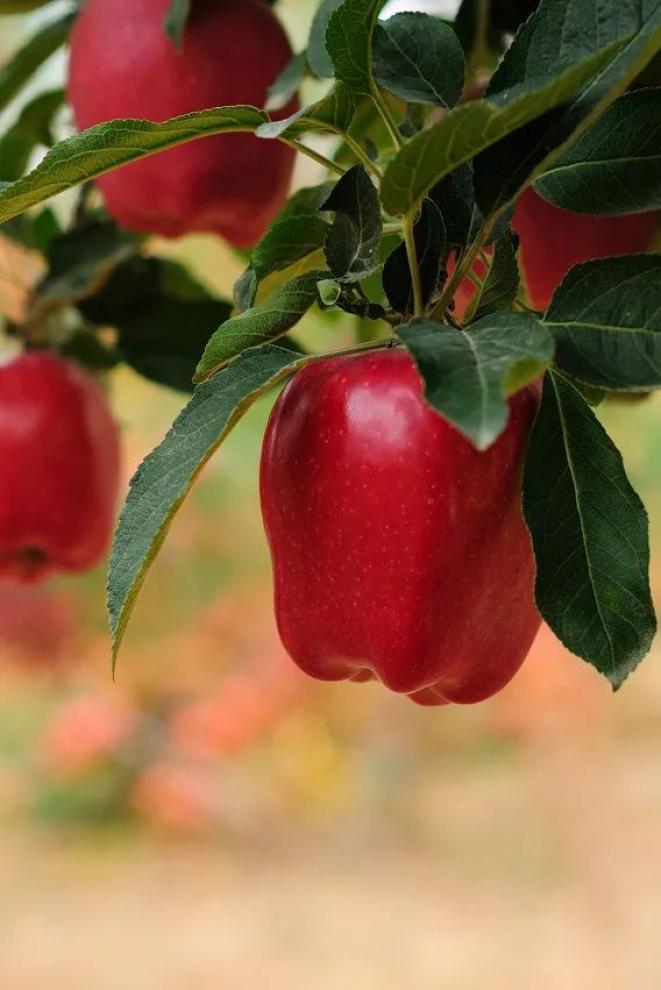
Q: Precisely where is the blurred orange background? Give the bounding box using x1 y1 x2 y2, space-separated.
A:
1 3 661 989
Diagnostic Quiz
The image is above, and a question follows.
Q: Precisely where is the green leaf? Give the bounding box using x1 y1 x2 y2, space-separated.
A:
381 42 618 216
523 371 656 688
0 88 63 182
80 255 231 391
490 0 658 95
325 0 384 95
544 255 661 390
120 298 231 393
0 11 73 114
163 0 191 46
265 52 307 112
534 89 661 215
397 312 553 448
233 268 258 312
256 82 355 139
31 218 139 319
275 182 336 222
454 0 539 54
473 232 520 320
476 1 661 214
195 270 325 380
0 106 267 225
322 164 382 281
108 344 310 664
0 1 59 12
235 214 329 310
307 0 344 78
372 13 465 107
383 198 446 315
317 277 342 305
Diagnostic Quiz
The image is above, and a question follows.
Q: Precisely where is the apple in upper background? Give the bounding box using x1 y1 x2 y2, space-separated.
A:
513 188 658 311
67 0 299 247
0 352 120 583
261 348 542 706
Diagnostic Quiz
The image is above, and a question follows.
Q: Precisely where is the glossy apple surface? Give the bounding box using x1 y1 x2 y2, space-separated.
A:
260 348 541 705
0 352 120 583
68 0 298 246
513 188 658 310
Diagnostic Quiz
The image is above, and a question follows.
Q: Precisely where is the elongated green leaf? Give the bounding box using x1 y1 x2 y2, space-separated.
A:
0 11 73 114
108 345 310 664
31 217 138 319
381 43 618 216
325 0 384 95
476 1 661 213
534 89 661 214
473 233 520 320
322 164 381 281
0 1 57 12
544 255 661 390
490 0 658 94
256 82 354 139
0 88 63 182
307 0 344 77
235 215 329 310
0 106 267 224
80 254 232 393
275 182 336 222
383 198 445 315
523 371 656 687
397 313 553 448
372 13 465 107
252 216 329 280
195 270 325 380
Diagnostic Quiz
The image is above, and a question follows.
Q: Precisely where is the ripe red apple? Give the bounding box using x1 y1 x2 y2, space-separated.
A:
513 188 658 310
260 348 541 706
0 352 120 583
67 0 299 246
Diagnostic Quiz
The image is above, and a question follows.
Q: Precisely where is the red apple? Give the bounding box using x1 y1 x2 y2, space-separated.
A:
68 0 298 247
0 352 120 583
513 188 658 310
260 348 541 706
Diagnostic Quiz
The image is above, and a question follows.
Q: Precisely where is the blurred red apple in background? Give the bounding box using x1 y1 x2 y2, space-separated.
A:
513 188 658 310
68 0 299 246
0 352 119 583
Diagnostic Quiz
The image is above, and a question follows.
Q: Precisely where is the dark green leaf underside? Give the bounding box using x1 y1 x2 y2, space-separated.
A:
544 254 661 390
523 371 656 687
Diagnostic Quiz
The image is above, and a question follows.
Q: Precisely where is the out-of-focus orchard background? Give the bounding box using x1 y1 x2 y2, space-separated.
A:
1 3 661 989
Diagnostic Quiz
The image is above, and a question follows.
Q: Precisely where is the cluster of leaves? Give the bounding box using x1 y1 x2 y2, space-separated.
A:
0 0 660 690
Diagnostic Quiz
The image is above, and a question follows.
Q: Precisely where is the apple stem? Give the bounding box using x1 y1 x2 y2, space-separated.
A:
342 133 382 181
403 211 424 317
371 86 404 151
284 139 346 177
